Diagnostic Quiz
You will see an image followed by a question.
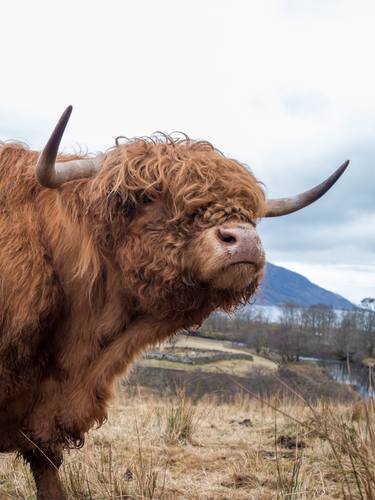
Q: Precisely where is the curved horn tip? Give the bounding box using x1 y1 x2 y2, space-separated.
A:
341 159 350 171
330 159 350 181
60 105 73 124
330 159 350 182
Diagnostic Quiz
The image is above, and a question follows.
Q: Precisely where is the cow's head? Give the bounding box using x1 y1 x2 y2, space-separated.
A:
35 107 348 318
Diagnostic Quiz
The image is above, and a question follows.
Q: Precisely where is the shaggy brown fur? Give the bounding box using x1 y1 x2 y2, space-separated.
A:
0 136 265 499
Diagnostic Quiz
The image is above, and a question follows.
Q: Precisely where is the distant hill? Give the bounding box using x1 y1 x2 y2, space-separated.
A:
254 262 355 310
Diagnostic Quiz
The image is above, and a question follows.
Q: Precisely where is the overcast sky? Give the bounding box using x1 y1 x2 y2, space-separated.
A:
1 0 374 303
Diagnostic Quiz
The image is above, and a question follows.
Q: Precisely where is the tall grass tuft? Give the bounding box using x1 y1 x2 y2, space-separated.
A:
320 399 375 499
164 389 198 445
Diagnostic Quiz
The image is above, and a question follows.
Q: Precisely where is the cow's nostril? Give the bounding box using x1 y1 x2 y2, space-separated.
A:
217 229 237 245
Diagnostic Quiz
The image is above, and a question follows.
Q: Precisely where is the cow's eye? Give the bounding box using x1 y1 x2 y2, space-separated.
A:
142 195 153 205
190 211 199 221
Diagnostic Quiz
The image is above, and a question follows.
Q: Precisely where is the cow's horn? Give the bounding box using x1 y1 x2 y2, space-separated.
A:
36 106 102 188
264 161 349 217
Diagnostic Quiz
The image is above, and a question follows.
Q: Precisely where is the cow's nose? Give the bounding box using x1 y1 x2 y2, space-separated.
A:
215 225 264 266
216 227 240 245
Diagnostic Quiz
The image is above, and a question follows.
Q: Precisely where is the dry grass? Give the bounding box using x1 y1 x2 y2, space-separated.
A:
0 388 374 499
163 389 200 445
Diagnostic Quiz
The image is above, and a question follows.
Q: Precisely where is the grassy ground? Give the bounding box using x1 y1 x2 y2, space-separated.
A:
0 388 374 499
0 337 366 498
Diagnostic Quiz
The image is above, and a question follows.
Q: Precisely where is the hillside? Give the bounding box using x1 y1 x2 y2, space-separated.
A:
255 262 355 310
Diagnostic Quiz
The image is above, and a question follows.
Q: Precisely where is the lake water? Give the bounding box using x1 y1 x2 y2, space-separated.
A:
301 357 375 398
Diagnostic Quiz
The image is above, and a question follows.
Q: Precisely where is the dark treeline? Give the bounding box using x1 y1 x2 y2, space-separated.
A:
201 305 375 363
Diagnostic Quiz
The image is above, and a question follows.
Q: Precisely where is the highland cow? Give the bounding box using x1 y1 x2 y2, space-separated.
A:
0 106 348 499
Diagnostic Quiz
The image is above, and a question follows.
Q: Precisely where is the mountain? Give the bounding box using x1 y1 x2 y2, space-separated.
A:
254 262 355 310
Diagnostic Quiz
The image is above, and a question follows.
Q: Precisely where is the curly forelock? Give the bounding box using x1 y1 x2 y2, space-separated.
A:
88 134 266 221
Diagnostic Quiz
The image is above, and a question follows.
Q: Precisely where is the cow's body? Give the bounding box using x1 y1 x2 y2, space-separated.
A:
0 144 181 444
0 110 348 499
0 139 265 498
